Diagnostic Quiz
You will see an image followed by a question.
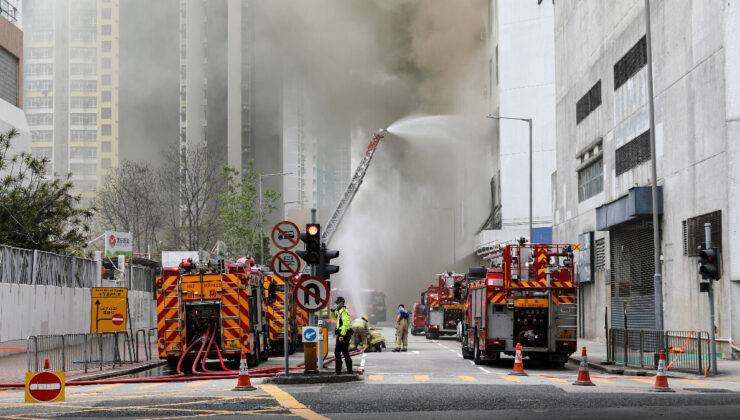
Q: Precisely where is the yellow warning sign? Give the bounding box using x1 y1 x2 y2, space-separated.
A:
514 298 549 308
25 371 65 403
91 287 128 333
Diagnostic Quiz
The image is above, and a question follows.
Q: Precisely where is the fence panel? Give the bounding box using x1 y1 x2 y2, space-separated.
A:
0 244 96 288
608 328 710 374
0 245 34 285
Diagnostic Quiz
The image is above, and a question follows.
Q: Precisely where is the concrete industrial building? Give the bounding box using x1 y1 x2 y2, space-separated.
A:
0 0 31 164
552 0 740 353
476 0 557 253
22 0 120 203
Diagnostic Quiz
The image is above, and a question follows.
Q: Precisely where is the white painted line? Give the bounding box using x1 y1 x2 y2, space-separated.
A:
456 353 463 358
469 361 476 366
478 367 491 373
360 354 366 368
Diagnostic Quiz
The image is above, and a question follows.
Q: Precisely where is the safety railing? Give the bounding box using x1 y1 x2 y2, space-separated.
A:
608 328 710 374
26 331 155 373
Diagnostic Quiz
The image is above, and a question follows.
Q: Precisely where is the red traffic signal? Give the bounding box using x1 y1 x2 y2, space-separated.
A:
307 224 319 236
699 247 720 280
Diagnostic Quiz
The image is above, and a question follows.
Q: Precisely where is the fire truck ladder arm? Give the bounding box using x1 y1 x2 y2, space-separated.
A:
321 130 385 245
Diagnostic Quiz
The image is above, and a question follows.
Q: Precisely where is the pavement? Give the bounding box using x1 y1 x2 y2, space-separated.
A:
2 326 740 419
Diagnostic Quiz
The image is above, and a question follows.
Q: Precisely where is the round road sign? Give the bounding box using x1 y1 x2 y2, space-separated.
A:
112 313 124 326
27 371 63 402
270 250 301 280
271 221 301 250
294 276 330 312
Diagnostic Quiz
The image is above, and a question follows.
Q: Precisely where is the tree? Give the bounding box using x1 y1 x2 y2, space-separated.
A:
158 143 223 251
0 128 94 254
95 161 163 253
218 161 280 260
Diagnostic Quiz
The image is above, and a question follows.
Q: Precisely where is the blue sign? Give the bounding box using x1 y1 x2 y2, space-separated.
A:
303 327 319 343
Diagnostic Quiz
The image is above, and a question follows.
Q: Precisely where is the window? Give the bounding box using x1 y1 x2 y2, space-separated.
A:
102 74 111 86
27 47 53 60
71 80 97 92
683 211 722 257
614 36 647 90
29 31 53 43
70 163 97 176
615 130 651 175
26 97 53 109
71 130 97 142
576 80 602 124
25 63 53 76
70 180 98 192
102 41 111 53
101 124 112 136
70 96 97 109
71 63 97 76
102 57 112 69
71 113 97 126
71 30 97 43
26 80 53 92
595 238 606 272
101 107 112 119
101 158 112 169
578 158 603 201
102 8 112 19
27 114 53 126
32 130 53 142
71 47 97 60
31 147 53 160
102 141 111 153
102 91 112 102
71 147 97 159
102 24 112 36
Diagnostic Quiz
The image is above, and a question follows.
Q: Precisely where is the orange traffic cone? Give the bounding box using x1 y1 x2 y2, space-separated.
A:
232 352 255 391
573 347 595 386
650 350 674 392
509 343 528 376
43 358 50 371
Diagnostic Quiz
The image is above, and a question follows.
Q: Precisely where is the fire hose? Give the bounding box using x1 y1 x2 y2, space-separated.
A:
0 328 366 388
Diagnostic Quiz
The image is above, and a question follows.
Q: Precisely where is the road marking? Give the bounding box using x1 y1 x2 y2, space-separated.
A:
414 375 430 381
137 383 164 390
260 384 329 420
502 376 522 383
630 378 655 385
456 353 463 358
468 361 475 366
677 379 709 386
186 380 211 387
545 377 568 383
591 378 614 384
360 354 366 368
368 375 384 381
89 384 123 392
458 376 477 382
477 367 491 374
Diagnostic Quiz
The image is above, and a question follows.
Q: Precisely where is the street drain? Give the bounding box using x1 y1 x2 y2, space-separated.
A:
684 388 735 393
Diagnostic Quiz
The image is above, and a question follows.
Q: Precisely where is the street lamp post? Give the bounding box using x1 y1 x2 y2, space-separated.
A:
258 171 293 264
486 115 533 242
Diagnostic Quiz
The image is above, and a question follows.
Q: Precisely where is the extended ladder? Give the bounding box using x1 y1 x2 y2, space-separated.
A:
321 131 384 244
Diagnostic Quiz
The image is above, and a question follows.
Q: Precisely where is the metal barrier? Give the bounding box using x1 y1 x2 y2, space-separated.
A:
26 332 142 373
134 329 152 362
608 328 710 374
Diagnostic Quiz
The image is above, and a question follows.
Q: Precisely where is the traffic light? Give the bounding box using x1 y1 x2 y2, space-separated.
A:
699 245 721 280
296 223 321 265
317 243 340 280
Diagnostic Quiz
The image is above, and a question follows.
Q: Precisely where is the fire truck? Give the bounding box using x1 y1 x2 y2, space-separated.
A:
360 289 386 324
156 256 269 368
423 272 464 339
263 273 302 354
460 243 577 365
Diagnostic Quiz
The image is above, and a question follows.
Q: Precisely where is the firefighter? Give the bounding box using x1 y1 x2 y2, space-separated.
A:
367 328 386 352
331 296 353 374
393 304 410 352
349 316 369 351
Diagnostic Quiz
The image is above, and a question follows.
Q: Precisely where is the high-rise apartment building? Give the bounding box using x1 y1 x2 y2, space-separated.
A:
22 0 119 202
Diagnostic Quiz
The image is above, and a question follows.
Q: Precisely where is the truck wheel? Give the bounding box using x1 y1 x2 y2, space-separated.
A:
461 339 473 360
259 335 269 361
473 338 484 365
425 331 431 339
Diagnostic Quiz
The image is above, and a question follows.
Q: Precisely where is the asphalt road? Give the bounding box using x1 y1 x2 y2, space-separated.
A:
2 325 740 419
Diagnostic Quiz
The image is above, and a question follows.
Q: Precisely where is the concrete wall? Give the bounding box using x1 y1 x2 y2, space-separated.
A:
552 0 740 347
0 283 156 342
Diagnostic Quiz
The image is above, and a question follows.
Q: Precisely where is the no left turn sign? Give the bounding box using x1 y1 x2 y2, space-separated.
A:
294 276 330 312
271 221 301 250
271 250 301 280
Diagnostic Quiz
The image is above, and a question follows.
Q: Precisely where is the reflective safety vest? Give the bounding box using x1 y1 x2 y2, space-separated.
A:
351 318 368 330
332 307 351 335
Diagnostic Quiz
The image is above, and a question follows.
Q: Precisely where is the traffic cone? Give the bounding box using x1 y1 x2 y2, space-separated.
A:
43 358 50 371
572 347 595 386
232 352 255 391
650 350 674 392
509 343 528 376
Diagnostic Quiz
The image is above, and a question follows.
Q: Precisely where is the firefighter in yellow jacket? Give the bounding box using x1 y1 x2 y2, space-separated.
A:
331 296 352 374
393 304 410 352
349 316 369 350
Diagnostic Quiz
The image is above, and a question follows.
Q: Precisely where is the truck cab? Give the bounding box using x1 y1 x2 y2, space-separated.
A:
411 301 425 335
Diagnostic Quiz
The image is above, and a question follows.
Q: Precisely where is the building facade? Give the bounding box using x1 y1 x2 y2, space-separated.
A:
552 0 740 350
22 0 119 202
476 0 557 252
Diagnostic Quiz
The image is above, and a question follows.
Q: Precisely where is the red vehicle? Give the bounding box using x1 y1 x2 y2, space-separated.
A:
360 289 386 324
411 301 425 335
460 243 577 366
423 272 464 339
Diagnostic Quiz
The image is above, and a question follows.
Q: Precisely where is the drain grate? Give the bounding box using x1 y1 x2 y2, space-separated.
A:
684 388 735 393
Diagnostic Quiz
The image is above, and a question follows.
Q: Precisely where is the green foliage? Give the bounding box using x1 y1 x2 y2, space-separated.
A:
218 160 280 259
0 128 94 254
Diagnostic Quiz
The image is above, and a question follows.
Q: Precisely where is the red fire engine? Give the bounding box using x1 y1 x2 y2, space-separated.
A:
461 243 577 365
423 272 464 339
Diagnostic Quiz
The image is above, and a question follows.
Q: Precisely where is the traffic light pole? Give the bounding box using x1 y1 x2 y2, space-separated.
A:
310 209 323 372
705 223 717 375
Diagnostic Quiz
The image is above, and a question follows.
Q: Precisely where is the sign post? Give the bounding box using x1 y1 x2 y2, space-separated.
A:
90 288 128 333
270 221 301 377
104 231 133 258
294 276 329 373
25 371 65 403
270 251 301 280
